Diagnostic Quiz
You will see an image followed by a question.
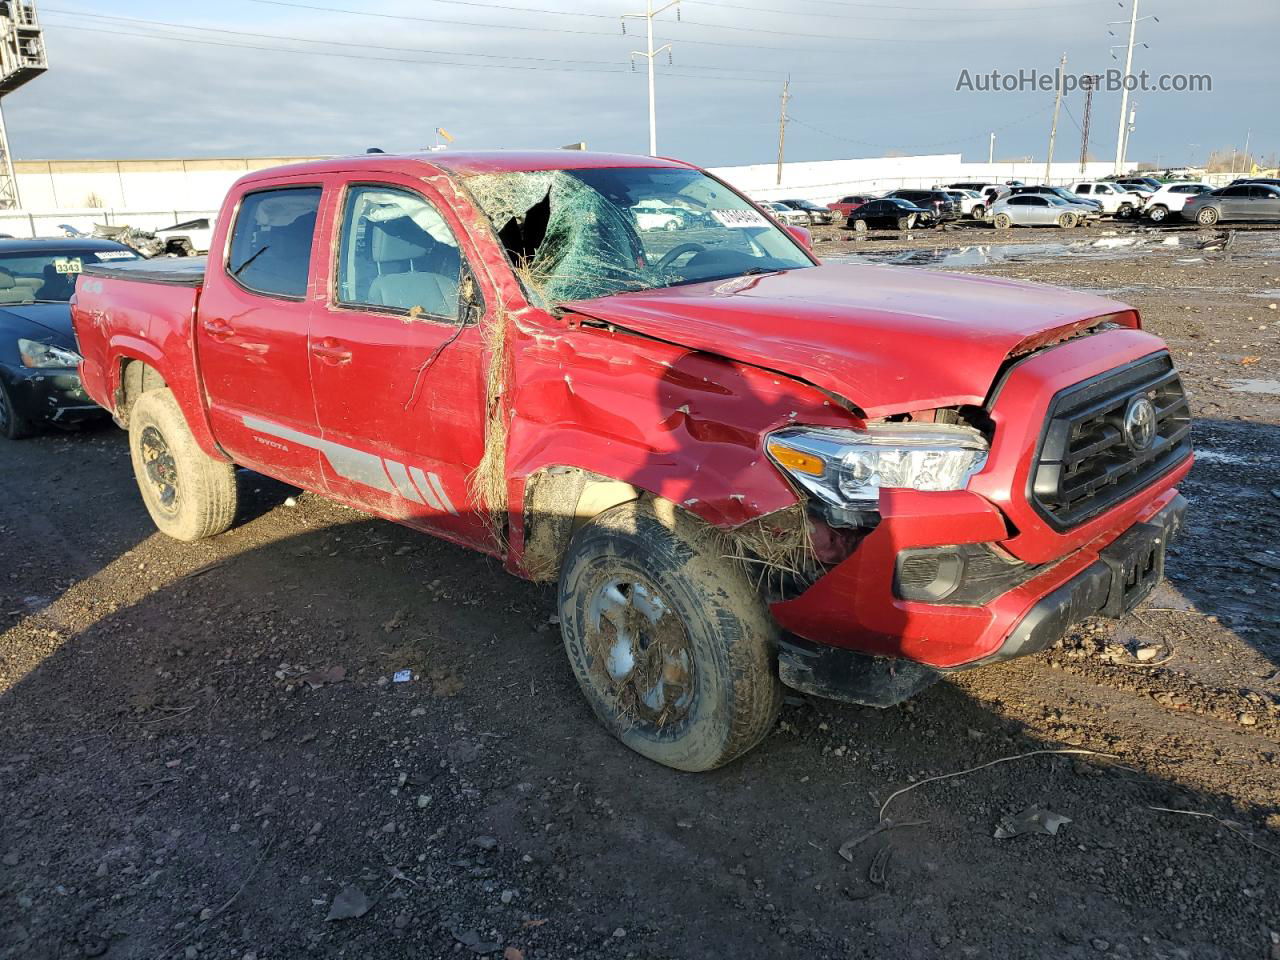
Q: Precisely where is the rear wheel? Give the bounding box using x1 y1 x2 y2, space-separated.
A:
1197 206 1220 226
993 213 1012 229
0 377 35 440
558 499 782 771
128 388 238 541
1147 204 1169 223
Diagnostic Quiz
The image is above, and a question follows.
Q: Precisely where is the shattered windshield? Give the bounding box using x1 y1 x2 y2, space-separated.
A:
464 166 813 305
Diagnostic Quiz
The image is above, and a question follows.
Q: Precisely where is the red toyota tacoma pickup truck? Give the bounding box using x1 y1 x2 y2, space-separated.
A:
72 151 1191 771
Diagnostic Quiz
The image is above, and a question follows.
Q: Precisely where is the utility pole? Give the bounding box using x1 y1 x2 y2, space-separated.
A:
1109 0 1157 174
1045 52 1067 183
622 0 681 156
1121 101 1137 166
1243 127 1252 172
988 132 995 165
1079 75 1099 174
775 75 790 186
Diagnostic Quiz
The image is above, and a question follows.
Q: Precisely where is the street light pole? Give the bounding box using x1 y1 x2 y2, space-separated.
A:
623 0 681 156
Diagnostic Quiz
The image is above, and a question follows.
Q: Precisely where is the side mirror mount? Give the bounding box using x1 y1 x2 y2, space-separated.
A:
786 225 813 250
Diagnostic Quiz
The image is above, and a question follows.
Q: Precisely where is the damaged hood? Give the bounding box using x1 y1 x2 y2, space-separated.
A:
564 263 1133 416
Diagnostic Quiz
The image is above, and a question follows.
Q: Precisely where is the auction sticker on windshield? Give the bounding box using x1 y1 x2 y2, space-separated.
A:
54 257 83 274
96 250 136 261
711 209 770 228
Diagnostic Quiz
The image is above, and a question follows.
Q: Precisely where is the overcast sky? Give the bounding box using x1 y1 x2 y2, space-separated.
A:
5 0 1274 169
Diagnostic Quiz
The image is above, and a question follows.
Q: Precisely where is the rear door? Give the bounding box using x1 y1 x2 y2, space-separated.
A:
307 176 494 550
1249 185 1280 221
196 180 326 489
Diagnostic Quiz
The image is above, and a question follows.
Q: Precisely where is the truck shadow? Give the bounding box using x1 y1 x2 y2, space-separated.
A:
1 438 1277 959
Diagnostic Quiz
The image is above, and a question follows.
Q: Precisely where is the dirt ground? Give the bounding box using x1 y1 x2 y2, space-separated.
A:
2 218 1278 960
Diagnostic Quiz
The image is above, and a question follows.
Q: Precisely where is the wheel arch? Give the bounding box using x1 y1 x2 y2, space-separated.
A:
110 346 226 461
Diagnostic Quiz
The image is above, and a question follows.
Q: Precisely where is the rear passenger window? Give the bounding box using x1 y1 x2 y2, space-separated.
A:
227 187 322 299
336 185 463 321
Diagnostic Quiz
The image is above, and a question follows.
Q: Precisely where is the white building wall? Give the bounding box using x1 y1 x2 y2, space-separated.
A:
0 152 1136 237
711 155 1130 204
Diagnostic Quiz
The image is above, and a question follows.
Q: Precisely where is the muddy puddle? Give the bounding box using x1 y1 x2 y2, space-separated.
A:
1228 378 1280 395
823 232 1280 269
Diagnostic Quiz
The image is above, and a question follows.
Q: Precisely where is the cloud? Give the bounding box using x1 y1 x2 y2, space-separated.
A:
5 0 1275 167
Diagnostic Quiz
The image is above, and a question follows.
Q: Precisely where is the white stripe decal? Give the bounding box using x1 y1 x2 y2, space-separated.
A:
384 460 424 504
242 415 455 512
409 467 444 511
429 473 457 515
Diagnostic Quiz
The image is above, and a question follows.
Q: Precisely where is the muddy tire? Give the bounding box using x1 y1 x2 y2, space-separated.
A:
993 213 1012 230
853 218 868 234
1058 212 1077 229
128 388 237 542
1147 204 1169 223
1197 206 1219 226
972 204 985 220
897 215 915 230
0 377 35 440
558 499 782 772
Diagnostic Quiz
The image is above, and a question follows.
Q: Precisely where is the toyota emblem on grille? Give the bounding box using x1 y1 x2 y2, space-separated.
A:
1123 395 1157 451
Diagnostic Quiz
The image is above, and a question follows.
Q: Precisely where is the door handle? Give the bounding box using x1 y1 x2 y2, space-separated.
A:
311 338 352 365
203 319 235 341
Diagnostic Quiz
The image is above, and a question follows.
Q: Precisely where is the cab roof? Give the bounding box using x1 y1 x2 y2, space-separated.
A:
240 150 697 184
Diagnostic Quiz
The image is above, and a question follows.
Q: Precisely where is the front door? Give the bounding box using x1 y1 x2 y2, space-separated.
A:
307 179 494 550
196 182 326 489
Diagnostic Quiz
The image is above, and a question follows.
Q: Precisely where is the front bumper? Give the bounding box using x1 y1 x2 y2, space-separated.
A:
0 362 105 424
775 493 1186 704
769 331 1192 677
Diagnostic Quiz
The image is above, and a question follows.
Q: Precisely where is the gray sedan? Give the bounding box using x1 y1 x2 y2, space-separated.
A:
1181 183 1280 225
989 194 1083 229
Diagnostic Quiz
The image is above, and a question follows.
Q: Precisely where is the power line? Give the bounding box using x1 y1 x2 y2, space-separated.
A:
42 21 797 83
249 0 854 55
251 0 956 45
684 0 1109 21
43 7 812 76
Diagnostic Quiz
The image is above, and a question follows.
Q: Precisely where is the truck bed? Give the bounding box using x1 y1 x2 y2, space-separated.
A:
82 256 207 287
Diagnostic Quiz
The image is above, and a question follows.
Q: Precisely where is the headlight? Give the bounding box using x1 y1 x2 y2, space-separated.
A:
765 423 989 509
18 338 81 369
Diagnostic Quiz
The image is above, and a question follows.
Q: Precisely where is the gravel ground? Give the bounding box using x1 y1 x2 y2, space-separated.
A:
1 220 1278 960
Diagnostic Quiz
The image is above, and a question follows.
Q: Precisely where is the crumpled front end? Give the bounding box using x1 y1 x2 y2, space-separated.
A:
769 329 1193 678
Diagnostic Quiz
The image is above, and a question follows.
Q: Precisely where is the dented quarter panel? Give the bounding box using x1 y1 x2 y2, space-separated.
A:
73 272 223 459
504 318 858 540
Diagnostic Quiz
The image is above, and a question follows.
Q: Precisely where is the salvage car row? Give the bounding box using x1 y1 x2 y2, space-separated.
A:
812 176 1280 232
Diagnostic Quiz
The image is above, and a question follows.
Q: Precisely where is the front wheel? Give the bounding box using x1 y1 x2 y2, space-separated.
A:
128 388 238 541
993 213 1012 229
0 377 35 440
971 204 985 220
1058 212 1077 229
897 214 916 230
853 219 868 233
1197 206 1219 226
1116 203 1135 220
1147 204 1169 223
558 499 782 771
